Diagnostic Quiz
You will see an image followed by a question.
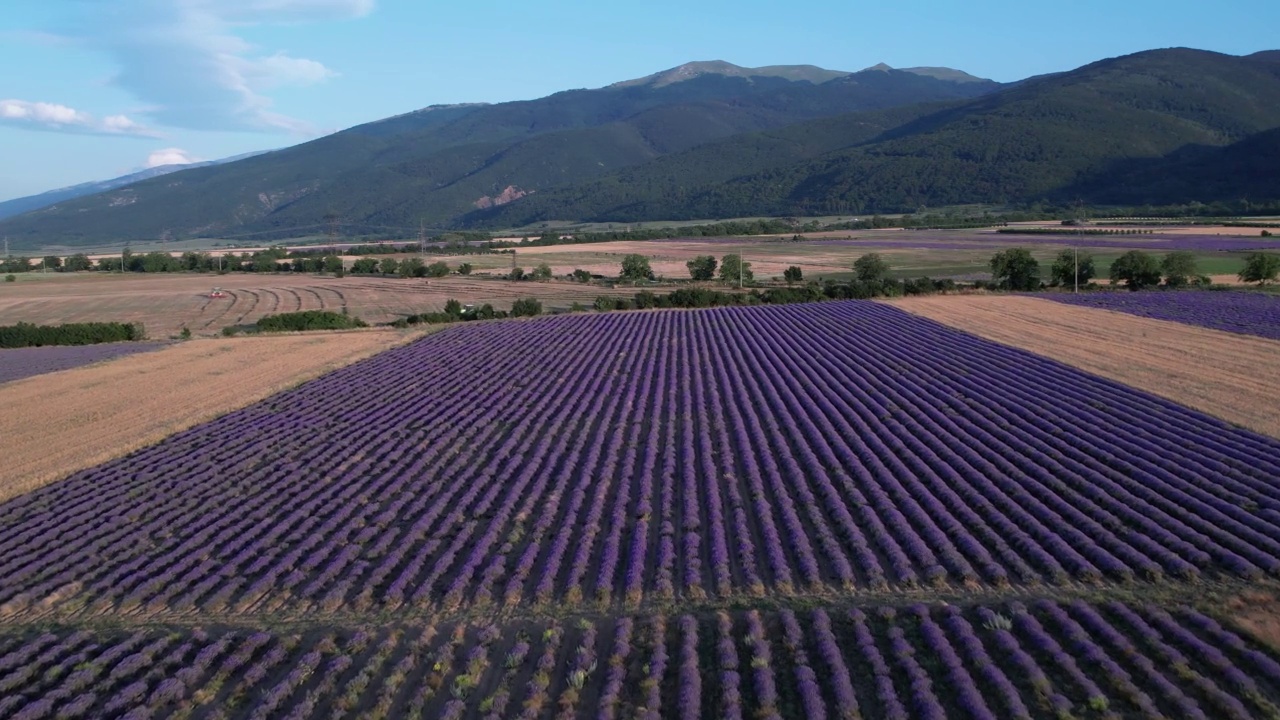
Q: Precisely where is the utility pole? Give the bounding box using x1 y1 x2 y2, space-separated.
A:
418 220 426 261
1073 246 1079 294
325 213 339 254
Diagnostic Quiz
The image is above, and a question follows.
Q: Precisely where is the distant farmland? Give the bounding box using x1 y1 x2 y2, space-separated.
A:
3 300 1280 717
0 274 635 338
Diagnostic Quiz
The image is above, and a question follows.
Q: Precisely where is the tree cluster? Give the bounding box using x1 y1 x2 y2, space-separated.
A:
255 311 367 333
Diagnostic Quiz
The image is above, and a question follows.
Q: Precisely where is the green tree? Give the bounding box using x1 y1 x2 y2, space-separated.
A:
853 253 890 283
686 255 717 281
1110 250 1162 290
620 254 653 282
457 262 473 275
142 252 178 273
42 256 62 271
1160 251 1198 288
572 268 592 283
351 257 380 274
783 266 803 284
64 254 93 272
399 258 427 278
531 263 554 281
426 260 451 278
444 298 463 316
1239 252 1280 285
511 298 542 317
380 257 399 275
719 254 753 285
507 267 525 281
322 255 344 274
3 275 13 283
989 248 1041 291
1049 249 1095 288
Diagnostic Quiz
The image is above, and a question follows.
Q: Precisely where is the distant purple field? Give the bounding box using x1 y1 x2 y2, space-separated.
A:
1042 291 1280 341
995 234 1280 252
652 233 1280 253
0 342 168 384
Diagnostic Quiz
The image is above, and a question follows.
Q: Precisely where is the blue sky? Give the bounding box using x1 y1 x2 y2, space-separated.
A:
1 0 1277 201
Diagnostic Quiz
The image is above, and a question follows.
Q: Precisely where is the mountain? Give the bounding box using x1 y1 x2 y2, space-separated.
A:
1065 126 1280 204
0 151 268 221
0 63 1000 249
612 61 854 88
468 47 1280 225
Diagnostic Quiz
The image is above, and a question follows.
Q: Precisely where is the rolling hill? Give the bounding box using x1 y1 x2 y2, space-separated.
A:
0 63 999 249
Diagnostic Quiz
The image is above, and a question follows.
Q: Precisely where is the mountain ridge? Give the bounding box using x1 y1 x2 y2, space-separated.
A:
0 63 1000 248
3 47 1278 248
0 151 270 221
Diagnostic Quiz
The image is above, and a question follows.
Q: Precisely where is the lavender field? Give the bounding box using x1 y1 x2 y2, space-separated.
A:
1 601 1278 719
1 303 1280 617
1044 290 1280 341
0 342 167 385
3 300 1280 717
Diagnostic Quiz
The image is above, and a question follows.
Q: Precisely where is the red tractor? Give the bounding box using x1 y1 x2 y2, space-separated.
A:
208 287 227 299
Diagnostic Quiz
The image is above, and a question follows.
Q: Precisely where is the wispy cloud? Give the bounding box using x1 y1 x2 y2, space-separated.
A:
0 99 160 137
72 0 374 135
145 148 203 168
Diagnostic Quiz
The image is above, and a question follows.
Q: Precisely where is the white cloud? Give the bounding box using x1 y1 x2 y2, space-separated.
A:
0 99 160 137
145 148 203 168
70 0 373 135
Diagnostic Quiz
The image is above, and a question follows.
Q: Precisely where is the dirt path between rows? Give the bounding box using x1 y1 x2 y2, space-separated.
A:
889 295 1280 439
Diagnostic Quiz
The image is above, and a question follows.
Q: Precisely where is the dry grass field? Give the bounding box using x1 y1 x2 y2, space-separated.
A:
0 273 634 337
891 294 1280 439
0 329 425 502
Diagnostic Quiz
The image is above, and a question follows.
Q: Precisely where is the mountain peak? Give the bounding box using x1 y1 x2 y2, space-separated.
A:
858 63 989 83
613 61 851 88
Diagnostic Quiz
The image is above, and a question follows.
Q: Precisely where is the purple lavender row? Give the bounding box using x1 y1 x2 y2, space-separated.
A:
744 610 781 720
779 609 826 719
716 612 744 720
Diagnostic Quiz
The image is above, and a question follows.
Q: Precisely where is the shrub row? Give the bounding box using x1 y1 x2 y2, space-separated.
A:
255 311 368 333
0 321 145 348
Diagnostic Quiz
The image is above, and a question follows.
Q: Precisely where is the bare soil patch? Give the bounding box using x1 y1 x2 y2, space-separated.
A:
890 294 1280 439
1226 590 1280 652
0 329 421 503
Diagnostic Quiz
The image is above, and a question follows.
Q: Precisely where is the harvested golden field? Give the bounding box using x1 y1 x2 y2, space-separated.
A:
0 273 631 337
0 329 423 502
891 294 1280 438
